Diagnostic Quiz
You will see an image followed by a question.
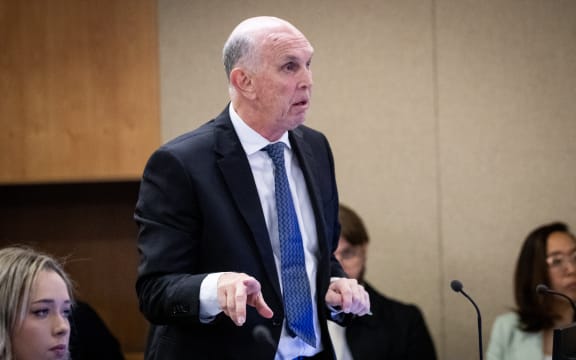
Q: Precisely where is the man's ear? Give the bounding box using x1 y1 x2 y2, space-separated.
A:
230 68 256 100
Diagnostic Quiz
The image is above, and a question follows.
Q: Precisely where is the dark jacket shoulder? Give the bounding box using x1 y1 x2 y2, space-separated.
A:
346 282 437 360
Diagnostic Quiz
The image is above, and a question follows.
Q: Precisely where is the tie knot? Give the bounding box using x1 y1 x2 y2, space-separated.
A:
264 142 285 165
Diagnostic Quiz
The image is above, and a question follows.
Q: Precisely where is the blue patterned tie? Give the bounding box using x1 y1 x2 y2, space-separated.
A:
264 142 316 347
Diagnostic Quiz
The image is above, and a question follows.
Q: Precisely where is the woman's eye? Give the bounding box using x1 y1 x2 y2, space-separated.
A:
551 257 564 266
32 309 49 318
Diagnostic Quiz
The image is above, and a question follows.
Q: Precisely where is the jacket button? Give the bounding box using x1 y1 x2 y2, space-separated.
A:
272 318 282 326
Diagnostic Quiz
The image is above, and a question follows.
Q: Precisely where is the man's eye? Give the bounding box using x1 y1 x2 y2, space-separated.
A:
283 62 297 71
341 249 357 259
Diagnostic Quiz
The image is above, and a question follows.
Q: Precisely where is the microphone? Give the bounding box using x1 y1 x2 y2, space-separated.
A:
450 280 483 360
536 284 576 322
253 325 284 360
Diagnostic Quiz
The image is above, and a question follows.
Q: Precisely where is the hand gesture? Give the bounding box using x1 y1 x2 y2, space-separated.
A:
217 272 274 326
325 278 371 316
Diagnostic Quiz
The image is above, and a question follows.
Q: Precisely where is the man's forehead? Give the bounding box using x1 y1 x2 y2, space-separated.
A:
264 35 314 58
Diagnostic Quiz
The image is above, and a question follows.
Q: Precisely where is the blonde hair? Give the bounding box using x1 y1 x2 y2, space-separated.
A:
0 246 74 360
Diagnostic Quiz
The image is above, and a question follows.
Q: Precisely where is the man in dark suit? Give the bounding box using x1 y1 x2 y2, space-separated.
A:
134 16 370 360
329 204 437 360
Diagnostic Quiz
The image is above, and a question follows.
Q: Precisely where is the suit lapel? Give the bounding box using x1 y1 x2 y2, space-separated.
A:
213 110 282 301
212 113 330 303
289 128 329 267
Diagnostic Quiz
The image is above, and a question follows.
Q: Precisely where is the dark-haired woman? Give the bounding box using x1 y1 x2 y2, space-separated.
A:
486 222 576 360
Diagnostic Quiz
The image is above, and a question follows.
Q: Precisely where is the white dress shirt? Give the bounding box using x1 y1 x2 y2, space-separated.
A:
198 104 322 359
328 321 354 360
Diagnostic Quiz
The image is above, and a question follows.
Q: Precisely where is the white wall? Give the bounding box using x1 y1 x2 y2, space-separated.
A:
158 1 576 358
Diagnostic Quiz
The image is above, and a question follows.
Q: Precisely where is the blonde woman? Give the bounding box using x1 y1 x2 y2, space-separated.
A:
0 246 73 360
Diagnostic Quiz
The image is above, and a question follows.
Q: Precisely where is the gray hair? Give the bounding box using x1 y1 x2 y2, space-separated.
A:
222 16 294 80
222 31 257 80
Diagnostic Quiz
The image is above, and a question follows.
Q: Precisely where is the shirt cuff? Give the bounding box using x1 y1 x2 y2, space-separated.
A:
199 272 224 323
328 277 344 320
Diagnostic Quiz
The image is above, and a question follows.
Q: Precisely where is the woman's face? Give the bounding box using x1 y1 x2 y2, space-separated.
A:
12 269 71 360
546 231 576 300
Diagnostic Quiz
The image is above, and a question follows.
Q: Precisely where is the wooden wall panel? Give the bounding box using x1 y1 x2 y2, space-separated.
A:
0 0 160 183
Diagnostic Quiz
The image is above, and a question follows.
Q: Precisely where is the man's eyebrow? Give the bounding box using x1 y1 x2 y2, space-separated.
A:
281 55 300 62
282 53 313 62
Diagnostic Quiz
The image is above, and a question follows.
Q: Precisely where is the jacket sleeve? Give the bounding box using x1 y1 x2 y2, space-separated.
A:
134 148 206 325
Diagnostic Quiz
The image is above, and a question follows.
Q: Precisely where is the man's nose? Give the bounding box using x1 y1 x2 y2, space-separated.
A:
299 68 313 88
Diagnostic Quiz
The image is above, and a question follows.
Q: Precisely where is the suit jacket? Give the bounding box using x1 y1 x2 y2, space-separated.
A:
134 106 346 359
344 283 437 360
486 312 543 360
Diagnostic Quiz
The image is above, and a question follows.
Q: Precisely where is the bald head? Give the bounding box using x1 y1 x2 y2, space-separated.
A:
222 16 305 80
222 16 314 140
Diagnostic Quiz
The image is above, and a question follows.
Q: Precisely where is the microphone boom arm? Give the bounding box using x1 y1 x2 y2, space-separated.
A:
450 280 483 360
537 284 576 323
460 289 483 360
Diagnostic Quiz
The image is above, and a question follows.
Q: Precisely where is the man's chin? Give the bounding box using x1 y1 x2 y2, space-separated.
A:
289 115 307 128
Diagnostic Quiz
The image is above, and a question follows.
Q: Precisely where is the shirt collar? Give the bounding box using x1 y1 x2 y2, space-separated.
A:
229 104 290 156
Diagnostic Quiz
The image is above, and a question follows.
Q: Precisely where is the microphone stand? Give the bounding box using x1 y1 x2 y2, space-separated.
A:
536 284 576 359
460 289 483 360
451 280 483 360
536 284 576 323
